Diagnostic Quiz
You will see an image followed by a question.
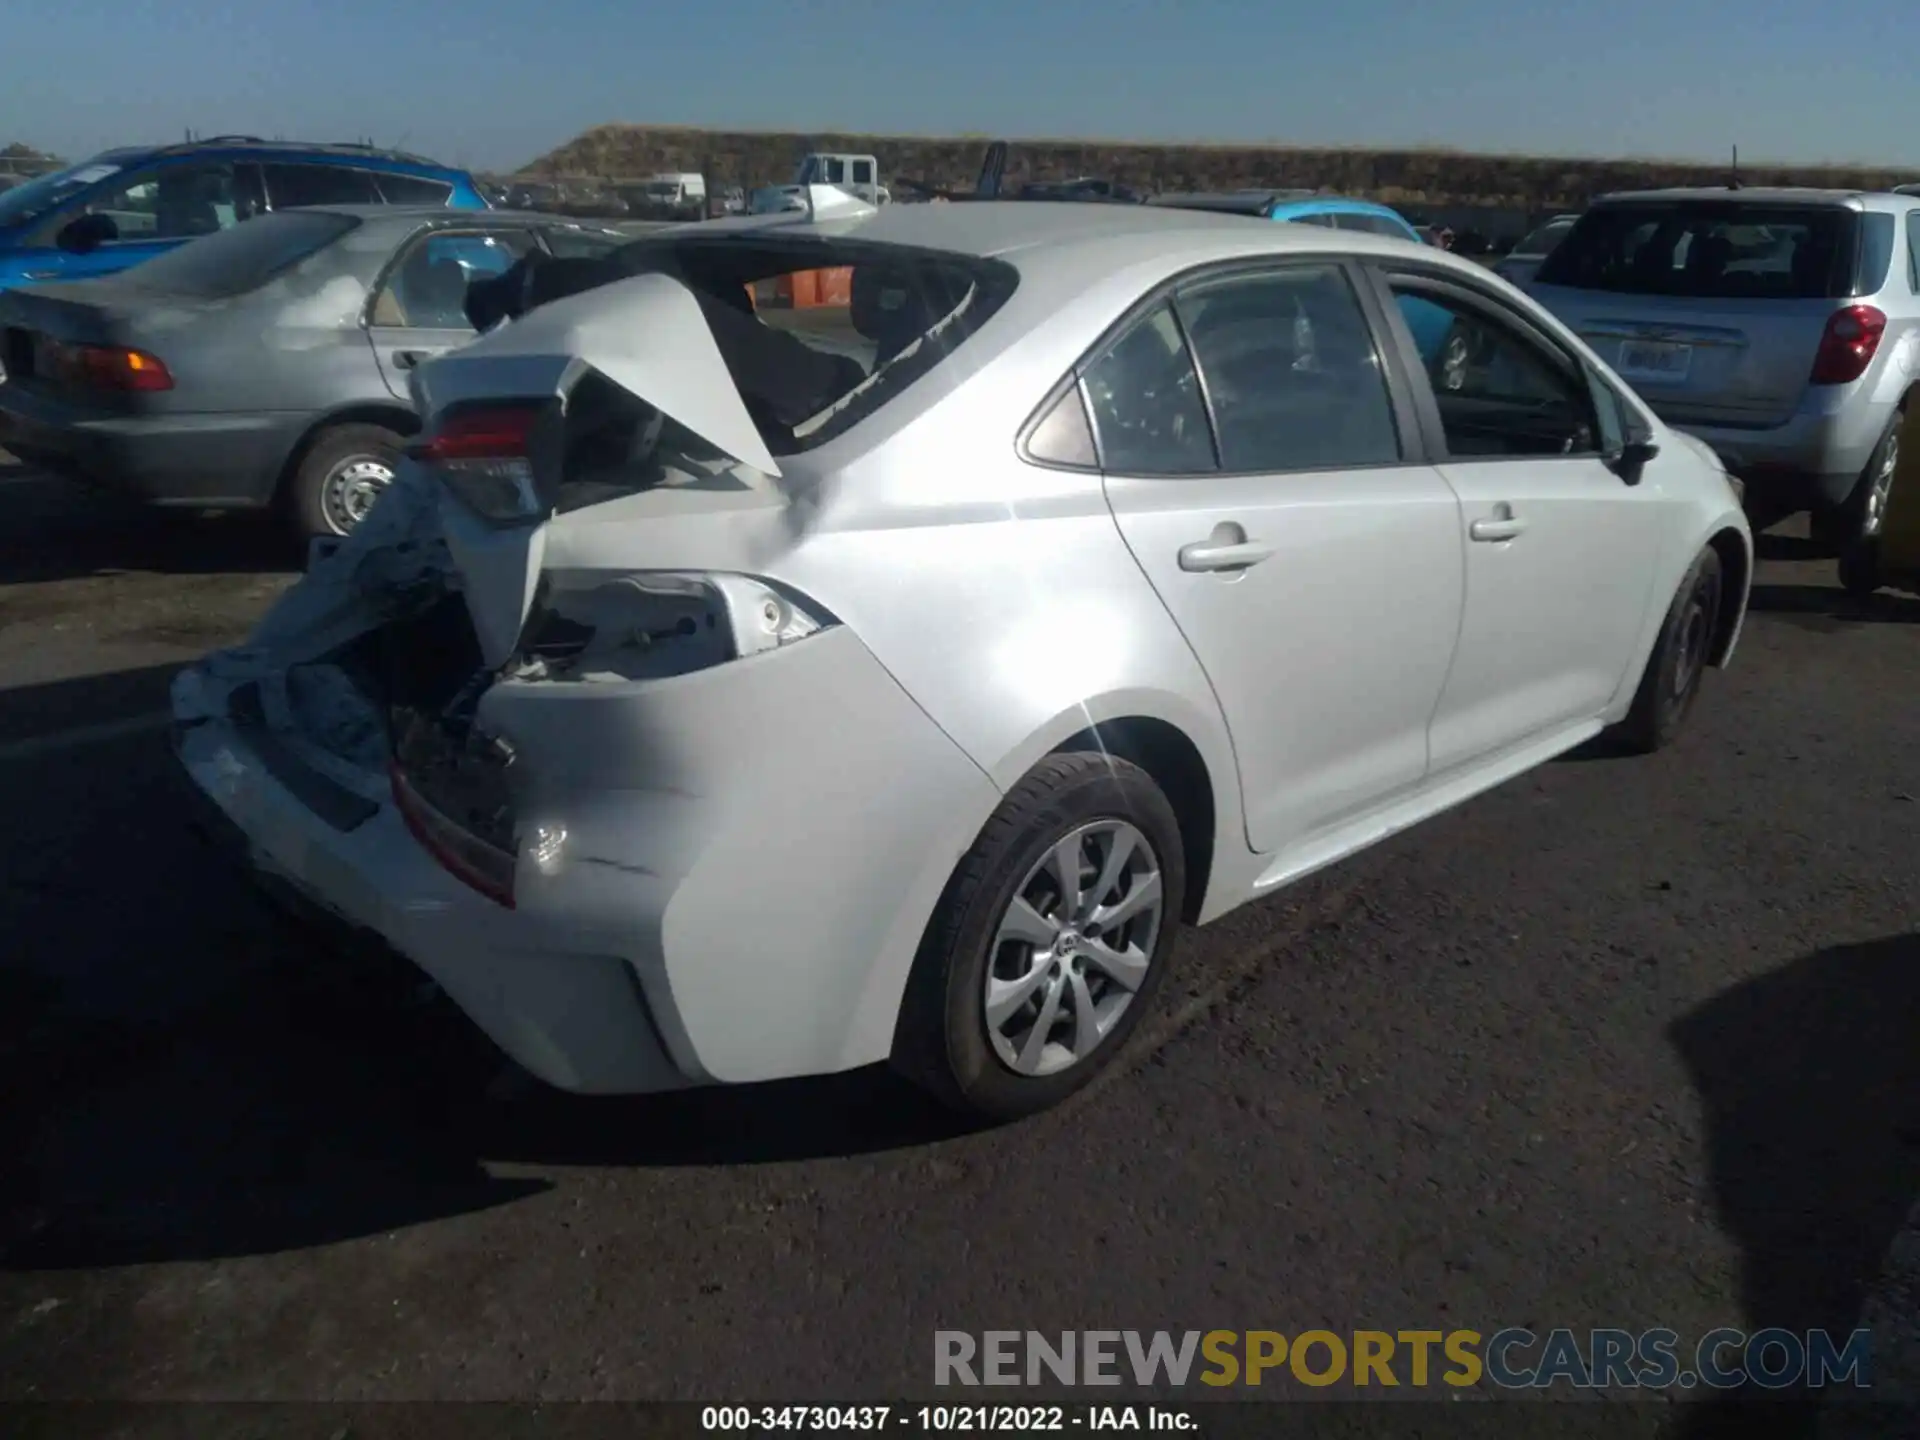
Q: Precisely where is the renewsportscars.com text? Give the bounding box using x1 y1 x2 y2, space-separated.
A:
934 1329 1872 1390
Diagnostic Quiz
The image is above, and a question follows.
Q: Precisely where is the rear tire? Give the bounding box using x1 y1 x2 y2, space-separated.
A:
1838 536 1884 598
286 424 404 540
1611 546 1724 755
891 753 1186 1123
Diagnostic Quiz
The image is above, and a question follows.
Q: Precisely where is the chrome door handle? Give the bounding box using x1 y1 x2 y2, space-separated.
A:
1469 504 1527 542
1179 523 1274 573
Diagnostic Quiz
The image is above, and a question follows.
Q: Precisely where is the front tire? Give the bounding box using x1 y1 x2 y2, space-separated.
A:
286 424 404 540
891 753 1186 1122
1612 546 1724 755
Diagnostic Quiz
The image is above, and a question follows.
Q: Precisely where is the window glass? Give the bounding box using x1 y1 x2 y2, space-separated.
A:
78 161 254 240
1857 213 1896 294
374 172 456 205
1176 266 1400 472
540 225 625 259
108 210 357 297
1908 212 1920 293
1537 203 1855 299
1024 383 1098 468
263 163 381 208
1081 304 1215 474
375 230 537 328
1288 212 1337 228
851 159 874 185
1389 285 1599 458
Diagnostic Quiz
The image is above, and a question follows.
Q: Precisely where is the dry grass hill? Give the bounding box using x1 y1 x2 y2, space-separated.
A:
521 125 1920 212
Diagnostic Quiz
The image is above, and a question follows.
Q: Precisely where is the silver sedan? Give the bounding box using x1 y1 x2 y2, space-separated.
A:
172 191 1752 1121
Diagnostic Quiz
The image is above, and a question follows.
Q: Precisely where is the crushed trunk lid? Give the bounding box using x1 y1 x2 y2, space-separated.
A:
408 270 788 667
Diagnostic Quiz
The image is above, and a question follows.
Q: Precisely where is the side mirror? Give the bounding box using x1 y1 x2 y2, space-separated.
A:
1606 435 1661 485
56 212 118 255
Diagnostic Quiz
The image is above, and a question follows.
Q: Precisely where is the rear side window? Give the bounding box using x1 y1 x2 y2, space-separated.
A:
263 163 381 208
1857 213 1897 294
1537 203 1858 299
1176 265 1401 472
1908 212 1920 293
107 209 358 297
1082 304 1216 474
1287 212 1338 228
376 173 456 205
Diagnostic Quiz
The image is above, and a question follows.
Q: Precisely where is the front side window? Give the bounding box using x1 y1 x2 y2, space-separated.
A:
1908 211 1920 293
1288 211 1337 228
1176 265 1401 472
1388 283 1599 459
851 160 874 185
374 230 537 328
1081 304 1216 475
76 161 256 240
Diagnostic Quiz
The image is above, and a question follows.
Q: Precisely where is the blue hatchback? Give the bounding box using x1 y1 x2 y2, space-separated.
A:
0 137 488 290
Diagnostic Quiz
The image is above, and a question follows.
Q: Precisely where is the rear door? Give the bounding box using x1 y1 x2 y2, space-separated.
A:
1529 201 1860 428
1091 259 1466 857
1369 266 1666 773
366 226 540 397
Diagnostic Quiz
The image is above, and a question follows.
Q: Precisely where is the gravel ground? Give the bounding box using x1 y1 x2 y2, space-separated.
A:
1 453 1918 1437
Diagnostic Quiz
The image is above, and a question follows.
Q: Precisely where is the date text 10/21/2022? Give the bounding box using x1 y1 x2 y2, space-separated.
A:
701 1406 1197 1432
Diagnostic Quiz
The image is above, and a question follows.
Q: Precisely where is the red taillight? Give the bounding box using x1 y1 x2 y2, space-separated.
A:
47 340 173 392
389 762 517 908
406 405 542 462
1809 304 1886 386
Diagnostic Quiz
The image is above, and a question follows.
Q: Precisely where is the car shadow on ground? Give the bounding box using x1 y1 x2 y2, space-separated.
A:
0 459 299 583
0 663 972 1272
1658 934 1920 1438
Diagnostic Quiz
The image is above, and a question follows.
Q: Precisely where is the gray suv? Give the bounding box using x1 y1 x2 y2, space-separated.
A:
1530 188 1918 571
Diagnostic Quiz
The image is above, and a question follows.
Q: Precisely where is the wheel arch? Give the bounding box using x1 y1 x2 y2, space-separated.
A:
270 402 420 503
1049 716 1218 924
1705 523 1752 667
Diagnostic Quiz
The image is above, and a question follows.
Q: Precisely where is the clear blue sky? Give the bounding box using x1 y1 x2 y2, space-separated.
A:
7 0 1915 172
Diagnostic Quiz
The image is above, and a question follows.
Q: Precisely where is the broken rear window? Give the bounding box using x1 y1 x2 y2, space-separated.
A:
511 236 1020 458
1536 203 1861 299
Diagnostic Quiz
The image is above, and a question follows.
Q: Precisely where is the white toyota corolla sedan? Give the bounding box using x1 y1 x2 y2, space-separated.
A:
172 189 1752 1121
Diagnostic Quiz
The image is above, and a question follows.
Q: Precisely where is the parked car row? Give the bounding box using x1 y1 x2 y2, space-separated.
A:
0 202 629 535
142 183 1751 1121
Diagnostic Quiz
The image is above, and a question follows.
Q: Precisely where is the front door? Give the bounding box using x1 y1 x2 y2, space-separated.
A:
366 228 538 398
17 159 265 283
1090 261 1466 856
1371 268 1667 775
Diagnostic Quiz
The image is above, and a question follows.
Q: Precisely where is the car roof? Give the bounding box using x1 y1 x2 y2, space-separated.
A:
688 199 1283 256
1592 186 1912 212
298 204 615 226
81 138 470 179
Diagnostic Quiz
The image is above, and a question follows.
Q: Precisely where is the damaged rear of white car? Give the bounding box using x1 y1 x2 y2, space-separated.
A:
173 223 1103 1119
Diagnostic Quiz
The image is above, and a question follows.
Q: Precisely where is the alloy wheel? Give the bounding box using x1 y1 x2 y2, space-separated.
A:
983 820 1165 1077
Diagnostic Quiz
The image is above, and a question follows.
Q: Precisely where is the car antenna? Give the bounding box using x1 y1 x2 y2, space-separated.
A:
1728 144 1741 191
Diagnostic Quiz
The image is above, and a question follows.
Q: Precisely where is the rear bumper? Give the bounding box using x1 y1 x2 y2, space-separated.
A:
1659 392 1896 513
169 625 1003 1095
0 386 304 506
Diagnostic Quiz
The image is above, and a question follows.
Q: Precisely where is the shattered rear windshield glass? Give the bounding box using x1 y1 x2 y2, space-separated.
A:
115 210 360 298
551 236 1021 458
1536 203 1859 299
